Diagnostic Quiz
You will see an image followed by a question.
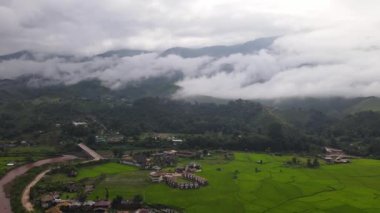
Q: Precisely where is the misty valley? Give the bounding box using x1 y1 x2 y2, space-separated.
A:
1 1 380 212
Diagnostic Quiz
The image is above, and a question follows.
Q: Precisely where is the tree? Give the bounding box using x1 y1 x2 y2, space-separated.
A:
292 157 298 164
133 194 143 204
86 134 96 145
307 159 312 168
312 158 320 168
112 147 125 158
268 123 284 151
77 191 87 202
105 187 109 200
111 195 123 209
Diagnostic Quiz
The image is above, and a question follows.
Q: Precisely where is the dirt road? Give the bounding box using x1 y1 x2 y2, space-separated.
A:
21 169 51 212
0 155 77 213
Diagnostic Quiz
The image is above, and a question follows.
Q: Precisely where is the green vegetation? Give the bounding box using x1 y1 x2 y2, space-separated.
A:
10 166 46 213
0 156 25 176
3 89 380 157
6 146 57 157
38 153 380 212
141 153 380 212
75 162 138 180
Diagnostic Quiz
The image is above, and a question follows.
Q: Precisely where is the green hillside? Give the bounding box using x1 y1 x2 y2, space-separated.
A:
344 97 380 114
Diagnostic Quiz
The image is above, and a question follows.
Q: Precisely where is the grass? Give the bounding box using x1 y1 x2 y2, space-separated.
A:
49 153 380 212
75 162 139 180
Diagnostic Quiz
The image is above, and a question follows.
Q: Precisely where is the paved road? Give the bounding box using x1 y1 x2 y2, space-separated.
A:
0 155 77 213
78 143 104 161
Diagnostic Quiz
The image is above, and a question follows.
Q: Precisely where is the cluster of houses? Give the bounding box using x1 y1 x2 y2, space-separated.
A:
41 193 155 213
149 162 208 190
58 200 112 212
150 133 184 145
40 192 111 212
95 132 125 144
323 147 352 163
120 150 203 169
164 175 202 190
182 172 208 186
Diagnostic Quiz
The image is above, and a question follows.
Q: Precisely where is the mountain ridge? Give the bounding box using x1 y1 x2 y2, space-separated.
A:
0 37 276 61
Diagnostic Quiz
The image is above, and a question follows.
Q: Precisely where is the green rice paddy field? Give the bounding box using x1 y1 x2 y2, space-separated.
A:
80 153 380 212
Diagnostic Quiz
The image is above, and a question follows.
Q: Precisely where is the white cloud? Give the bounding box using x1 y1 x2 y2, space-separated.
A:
1 0 374 54
1 0 380 99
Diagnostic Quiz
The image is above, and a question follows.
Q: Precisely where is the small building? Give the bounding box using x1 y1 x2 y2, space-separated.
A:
177 151 197 158
152 165 161 171
41 195 54 209
163 150 177 155
95 136 106 143
107 134 124 143
72 121 88 127
150 171 163 183
83 200 96 207
136 209 150 213
6 162 15 166
40 192 60 209
325 147 344 155
323 147 352 164
84 184 94 193
172 139 183 143
93 200 111 212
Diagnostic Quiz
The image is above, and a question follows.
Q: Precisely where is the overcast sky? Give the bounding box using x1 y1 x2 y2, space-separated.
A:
1 0 380 99
0 0 378 55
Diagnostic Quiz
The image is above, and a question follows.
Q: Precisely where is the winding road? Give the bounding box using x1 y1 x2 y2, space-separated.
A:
0 155 77 213
21 169 51 212
20 143 104 212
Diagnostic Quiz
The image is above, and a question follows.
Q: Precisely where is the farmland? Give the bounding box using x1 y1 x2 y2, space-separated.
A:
55 152 380 212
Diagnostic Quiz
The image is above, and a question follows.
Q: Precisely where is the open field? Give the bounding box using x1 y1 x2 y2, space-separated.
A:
75 162 138 180
50 153 380 212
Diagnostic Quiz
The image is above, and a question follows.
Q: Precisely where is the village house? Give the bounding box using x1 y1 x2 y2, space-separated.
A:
152 168 208 190
6 162 15 166
65 182 80 192
323 147 351 164
164 150 177 155
186 162 202 172
84 184 95 193
182 172 208 186
40 192 60 209
176 151 197 158
151 151 177 167
171 138 184 145
72 121 88 127
93 200 111 212
149 171 164 183
83 200 96 207
106 133 124 143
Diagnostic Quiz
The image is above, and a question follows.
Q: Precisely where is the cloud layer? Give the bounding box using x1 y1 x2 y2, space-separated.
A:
1 0 374 55
1 0 380 99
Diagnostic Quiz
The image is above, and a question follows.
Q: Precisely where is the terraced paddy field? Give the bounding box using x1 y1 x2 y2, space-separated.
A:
55 153 380 212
